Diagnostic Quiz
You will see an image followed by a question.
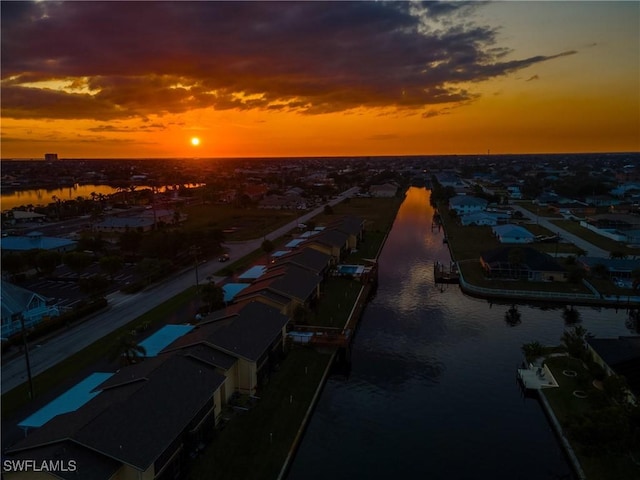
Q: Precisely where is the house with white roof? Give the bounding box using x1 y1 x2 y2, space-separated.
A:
492 224 535 244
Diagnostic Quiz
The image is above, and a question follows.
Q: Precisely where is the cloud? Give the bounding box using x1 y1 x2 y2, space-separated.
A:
1 1 577 120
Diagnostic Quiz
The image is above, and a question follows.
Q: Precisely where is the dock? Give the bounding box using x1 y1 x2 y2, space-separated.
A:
434 261 459 284
516 363 559 391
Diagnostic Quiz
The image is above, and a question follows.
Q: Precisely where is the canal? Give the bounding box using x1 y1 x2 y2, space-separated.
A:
287 187 632 480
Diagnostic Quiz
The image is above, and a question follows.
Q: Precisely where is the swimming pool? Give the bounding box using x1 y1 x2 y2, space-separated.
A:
336 264 365 275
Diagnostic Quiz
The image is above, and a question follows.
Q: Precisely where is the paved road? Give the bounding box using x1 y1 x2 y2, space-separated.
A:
510 205 609 258
1 187 360 394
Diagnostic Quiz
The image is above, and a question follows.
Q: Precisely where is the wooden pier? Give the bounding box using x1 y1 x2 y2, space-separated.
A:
434 261 459 284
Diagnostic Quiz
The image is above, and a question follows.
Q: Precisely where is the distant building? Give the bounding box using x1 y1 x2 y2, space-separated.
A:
44 153 58 161
0 232 76 253
369 183 398 197
449 195 488 214
491 224 535 244
480 246 567 282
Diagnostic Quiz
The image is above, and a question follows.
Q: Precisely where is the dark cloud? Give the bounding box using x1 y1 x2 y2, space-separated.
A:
1 1 576 120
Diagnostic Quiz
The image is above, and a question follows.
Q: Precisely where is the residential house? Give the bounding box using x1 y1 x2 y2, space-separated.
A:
302 229 349 262
4 354 227 480
1 281 60 338
164 301 290 395
480 246 567 281
326 215 365 250
491 224 535 244
233 264 322 316
460 212 499 227
94 216 156 233
448 196 488 215
271 247 333 278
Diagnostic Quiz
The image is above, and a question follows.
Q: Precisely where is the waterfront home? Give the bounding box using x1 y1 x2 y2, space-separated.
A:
302 229 349 262
448 195 488 215
327 215 366 250
4 354 226 480
164 301 290 395
1 280 60 338
460 212 500 227
577 257 639 285
271 247 333 278
233 265 322 316
492 224 536 244
480 246 567 281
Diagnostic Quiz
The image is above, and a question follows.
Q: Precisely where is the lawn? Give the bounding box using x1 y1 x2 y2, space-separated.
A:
187 347 332 480
542 356 640 480
313 196 404 233
182 203 298 240
550 219 640 257
310 277 364 328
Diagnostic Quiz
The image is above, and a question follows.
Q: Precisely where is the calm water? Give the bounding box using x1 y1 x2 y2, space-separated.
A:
287 187 632 480
1 184 204 211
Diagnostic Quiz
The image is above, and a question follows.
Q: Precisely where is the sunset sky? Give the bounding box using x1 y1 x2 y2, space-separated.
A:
1 1 638 159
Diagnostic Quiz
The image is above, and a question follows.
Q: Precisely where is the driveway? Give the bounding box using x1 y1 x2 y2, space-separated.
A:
510 204 609 258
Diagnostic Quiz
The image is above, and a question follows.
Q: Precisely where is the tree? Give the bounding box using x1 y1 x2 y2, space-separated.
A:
1 252 27 277
323 204 334 215
78 274 109 298
63 251 93 274
201 281 225 313
35 250 60 275
590 263 609 279
99 255 124 281
562 306 581 325
261 239 275 254
561 324 588 359
119 230 143 256
521 341 544 363
111 333 146 366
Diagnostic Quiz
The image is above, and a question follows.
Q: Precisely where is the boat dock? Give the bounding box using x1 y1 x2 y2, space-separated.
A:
434 261 459 284
517 363 559 391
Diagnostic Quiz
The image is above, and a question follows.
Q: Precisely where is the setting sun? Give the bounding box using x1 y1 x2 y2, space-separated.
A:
190 137 200 146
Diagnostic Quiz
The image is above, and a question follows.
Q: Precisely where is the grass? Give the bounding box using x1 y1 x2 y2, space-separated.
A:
311 278 363 328
187 347 332 480
542 356 640 480
313 196 404 233
514 200 564 218
182 203 298 241
550 219 640 257
2 287 200 419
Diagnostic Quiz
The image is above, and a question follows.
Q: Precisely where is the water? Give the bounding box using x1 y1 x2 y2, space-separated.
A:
1 183 204 211
287 187 632 480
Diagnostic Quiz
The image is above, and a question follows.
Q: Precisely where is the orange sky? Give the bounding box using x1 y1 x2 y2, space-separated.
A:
1 1 638 159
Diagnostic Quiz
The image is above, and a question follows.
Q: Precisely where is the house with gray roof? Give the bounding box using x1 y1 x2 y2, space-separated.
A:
164 301 290 395
448 195 488 214
302 229 349 262
327 215 366 250
272 247 332 278
233 264 322 316
4 354 226 480
480 246 567 282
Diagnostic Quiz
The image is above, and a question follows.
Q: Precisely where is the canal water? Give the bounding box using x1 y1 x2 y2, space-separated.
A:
287 187 633 480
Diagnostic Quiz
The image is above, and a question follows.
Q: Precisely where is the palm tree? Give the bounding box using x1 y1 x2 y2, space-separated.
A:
111 333 147 366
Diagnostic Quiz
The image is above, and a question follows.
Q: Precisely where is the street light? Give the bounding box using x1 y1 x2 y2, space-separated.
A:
13 313 34 400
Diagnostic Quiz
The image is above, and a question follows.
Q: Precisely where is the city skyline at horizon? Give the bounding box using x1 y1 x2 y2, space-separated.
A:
1 1 639 159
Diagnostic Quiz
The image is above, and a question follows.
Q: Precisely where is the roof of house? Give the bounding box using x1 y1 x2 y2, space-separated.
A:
481 246 565 272
327 215 365 236
9 354 225 474
272 247 332 274
167 301 290 363
235 265 321 304
449 196 488 207
304 229 349 249
0 235 77 251
492 224 535 239
1 280 48 319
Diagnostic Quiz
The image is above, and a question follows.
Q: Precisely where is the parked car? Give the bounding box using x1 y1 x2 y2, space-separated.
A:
219 253 230 262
